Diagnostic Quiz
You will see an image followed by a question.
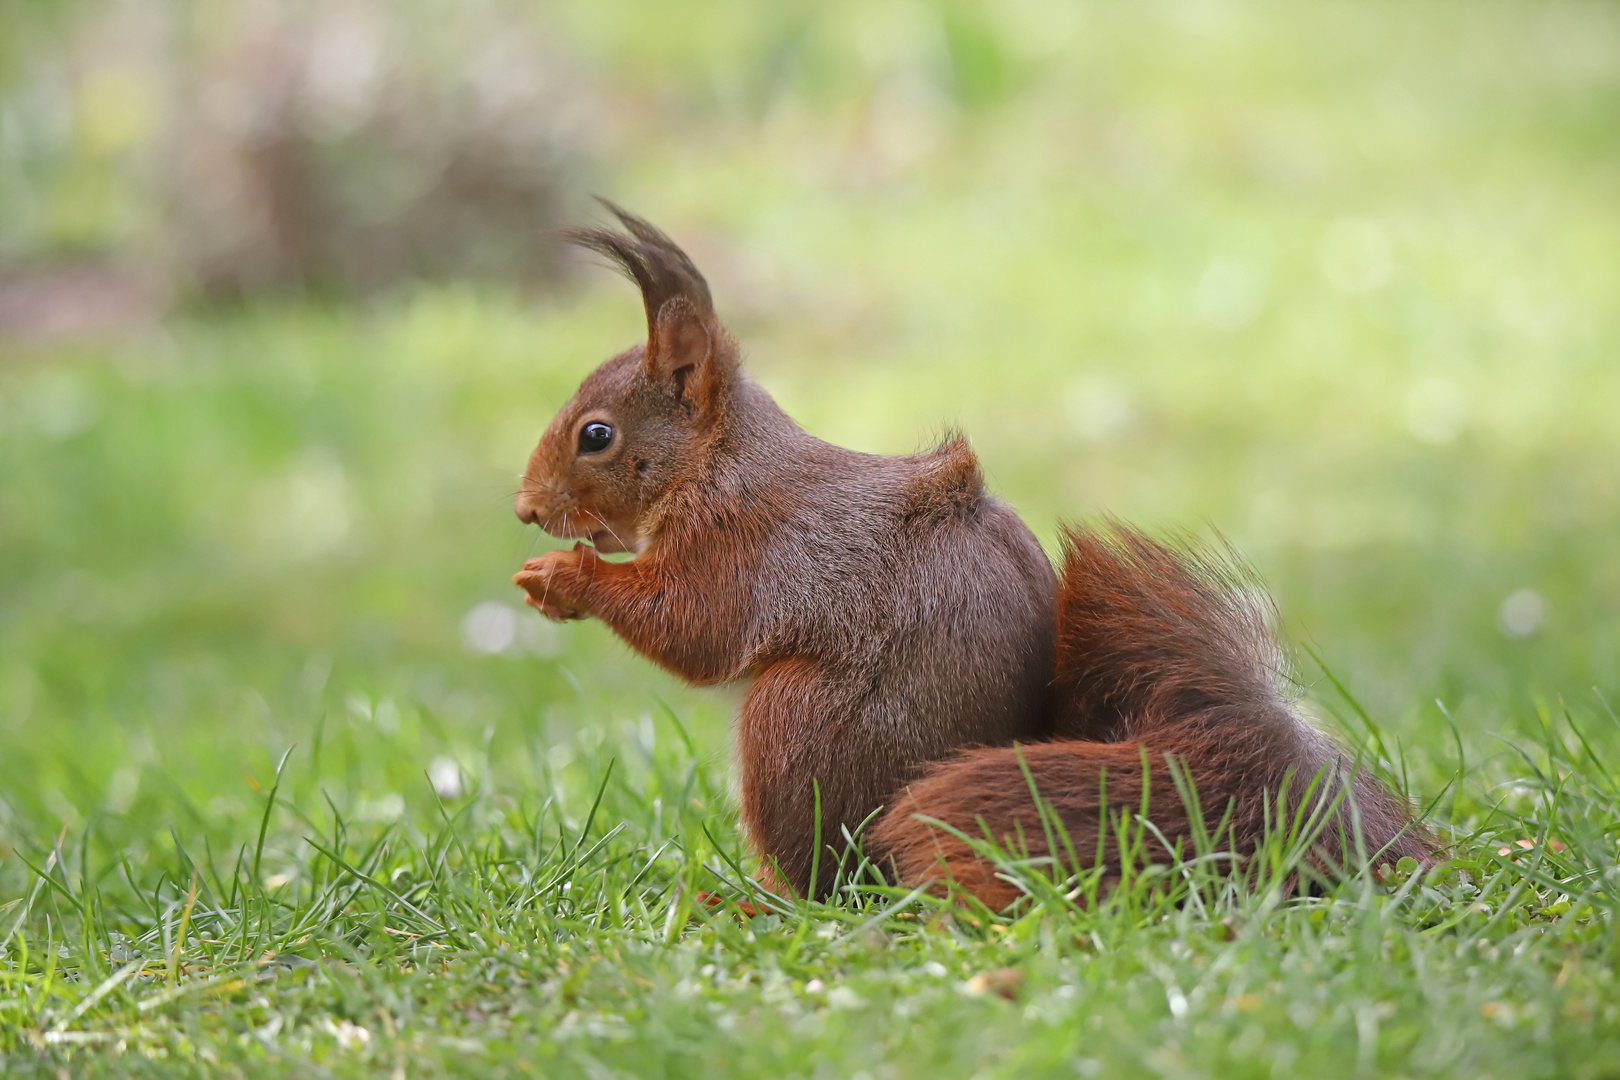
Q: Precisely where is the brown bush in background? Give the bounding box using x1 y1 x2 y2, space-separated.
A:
1 0 599 313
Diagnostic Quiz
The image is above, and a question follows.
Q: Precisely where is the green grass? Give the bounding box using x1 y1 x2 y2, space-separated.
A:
4 0 1620 1075
1 690 1618 1079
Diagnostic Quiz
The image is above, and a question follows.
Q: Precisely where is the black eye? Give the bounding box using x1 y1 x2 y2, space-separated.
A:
578 422 614 454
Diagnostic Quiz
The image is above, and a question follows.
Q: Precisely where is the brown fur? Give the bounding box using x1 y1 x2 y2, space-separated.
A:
515 205 1433 904
869 526 1436 905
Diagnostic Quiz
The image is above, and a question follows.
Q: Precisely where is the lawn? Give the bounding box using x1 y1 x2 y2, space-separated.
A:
3 1 1620 1076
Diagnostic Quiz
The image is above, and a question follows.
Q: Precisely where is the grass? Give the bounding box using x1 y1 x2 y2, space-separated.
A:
1 671 1618 1078
4 0 1620 1075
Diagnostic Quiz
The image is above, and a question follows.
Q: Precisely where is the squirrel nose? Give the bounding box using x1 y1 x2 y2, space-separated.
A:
514 495 541 525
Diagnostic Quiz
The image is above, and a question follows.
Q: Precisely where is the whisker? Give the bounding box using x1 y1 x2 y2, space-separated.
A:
581 509 632 555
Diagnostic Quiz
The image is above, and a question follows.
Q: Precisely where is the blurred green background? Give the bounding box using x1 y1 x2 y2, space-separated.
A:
1 0 1617 867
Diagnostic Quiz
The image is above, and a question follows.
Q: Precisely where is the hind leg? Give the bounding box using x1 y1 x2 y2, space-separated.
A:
871 740 1176 908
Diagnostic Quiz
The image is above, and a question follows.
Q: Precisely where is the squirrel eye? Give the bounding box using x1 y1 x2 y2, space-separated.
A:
578 422 614 454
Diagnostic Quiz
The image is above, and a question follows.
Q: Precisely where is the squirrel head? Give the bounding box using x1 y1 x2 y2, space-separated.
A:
516 203 737 554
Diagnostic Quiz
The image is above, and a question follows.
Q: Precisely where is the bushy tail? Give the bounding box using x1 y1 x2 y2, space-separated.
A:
870 524 1435 908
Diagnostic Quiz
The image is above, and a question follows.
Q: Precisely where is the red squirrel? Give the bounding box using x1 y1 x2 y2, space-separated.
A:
513 204 1433 905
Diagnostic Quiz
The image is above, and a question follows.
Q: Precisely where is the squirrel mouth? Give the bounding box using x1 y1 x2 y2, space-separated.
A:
529 502 641 556
587 528 634 555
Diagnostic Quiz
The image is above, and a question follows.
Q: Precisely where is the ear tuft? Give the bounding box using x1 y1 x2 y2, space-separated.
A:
563 199 714 338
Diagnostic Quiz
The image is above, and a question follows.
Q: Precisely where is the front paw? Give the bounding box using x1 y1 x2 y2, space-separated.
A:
513 546 593 622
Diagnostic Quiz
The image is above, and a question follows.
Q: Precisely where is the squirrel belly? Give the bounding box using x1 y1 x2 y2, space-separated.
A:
868 525 1437 906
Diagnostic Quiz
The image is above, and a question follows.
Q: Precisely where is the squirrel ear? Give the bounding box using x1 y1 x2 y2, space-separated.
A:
647 296 728 418
561 202 735 418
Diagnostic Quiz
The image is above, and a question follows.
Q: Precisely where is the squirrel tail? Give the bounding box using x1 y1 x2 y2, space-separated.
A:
869 524 1435 908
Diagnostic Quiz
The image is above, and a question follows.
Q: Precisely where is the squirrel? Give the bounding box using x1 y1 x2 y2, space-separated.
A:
513 203 1434 905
